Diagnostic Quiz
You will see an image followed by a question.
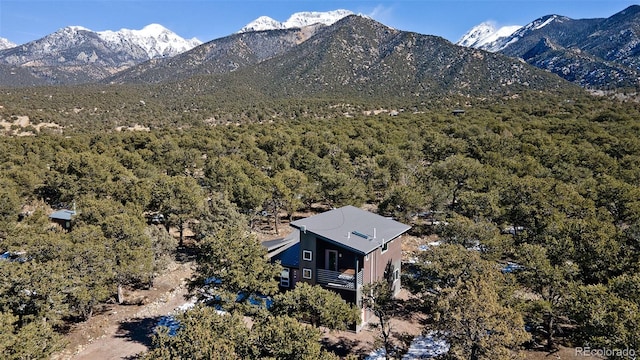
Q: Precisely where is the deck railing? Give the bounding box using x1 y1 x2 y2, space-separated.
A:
316 268 363 290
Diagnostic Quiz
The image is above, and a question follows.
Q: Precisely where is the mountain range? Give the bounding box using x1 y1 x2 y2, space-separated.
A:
0 24 202 86
145 15 573 103
457 5 640 89
0 6 638 92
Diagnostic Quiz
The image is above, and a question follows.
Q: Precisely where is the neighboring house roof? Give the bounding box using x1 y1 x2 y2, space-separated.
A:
49 209 76 221
262 229 299 252
289 205 411 255
263 229 300 268
272 242 300 268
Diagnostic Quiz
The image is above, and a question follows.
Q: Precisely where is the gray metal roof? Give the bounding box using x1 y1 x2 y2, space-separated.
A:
262 229 299 253
49 209 76 221
262 235 297 253
289 205 411 255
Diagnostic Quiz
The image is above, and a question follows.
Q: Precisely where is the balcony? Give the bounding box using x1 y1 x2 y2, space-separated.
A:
316 268 363 290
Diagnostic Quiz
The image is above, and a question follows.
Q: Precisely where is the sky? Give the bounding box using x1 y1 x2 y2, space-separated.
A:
0 0 638 45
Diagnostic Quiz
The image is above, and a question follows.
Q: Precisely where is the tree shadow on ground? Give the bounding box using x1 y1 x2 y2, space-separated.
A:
59 303 117 334
321 336 366 358
116 315 164 349
175 242 198 262
392 291 433 334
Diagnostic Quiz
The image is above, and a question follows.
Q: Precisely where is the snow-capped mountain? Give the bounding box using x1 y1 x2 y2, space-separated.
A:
0 37 16 50
239 16 286 32
456 22 521 52
97 24 202 59
2 5 640 90
458 5 640 89
0 24 202 85
457 15 573 53
1 24 201 66
239 9 355 33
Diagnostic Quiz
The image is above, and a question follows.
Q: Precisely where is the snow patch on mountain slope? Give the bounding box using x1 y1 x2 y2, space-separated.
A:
15 23 202 62
524 15 568 31
283 10 354 28
97 24 202 58
0 37 17 50
239 9 355 33
239 16 285 32
458 15 568 53
456 22 521 51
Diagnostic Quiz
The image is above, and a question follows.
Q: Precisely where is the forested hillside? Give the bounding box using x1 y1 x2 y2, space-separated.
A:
1 89 639 357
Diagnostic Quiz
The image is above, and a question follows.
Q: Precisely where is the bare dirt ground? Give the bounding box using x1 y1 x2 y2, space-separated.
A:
322 289 427 358
53 260 194 360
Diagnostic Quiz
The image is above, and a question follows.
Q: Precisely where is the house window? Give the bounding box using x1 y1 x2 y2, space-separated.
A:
394 268 400 281
302 268 312 279
281 268 290 288
302 250 313 261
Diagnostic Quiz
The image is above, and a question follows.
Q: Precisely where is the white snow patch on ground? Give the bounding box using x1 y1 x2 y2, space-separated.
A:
366 332 449 359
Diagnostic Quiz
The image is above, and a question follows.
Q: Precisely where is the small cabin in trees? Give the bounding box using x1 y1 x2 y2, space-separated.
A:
49 207 77 231
265 205 411 331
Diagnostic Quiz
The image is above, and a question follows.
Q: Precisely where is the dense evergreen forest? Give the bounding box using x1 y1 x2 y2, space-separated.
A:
1 89 639 359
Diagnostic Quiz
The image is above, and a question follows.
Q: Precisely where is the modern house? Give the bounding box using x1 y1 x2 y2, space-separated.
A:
265 205 411 331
